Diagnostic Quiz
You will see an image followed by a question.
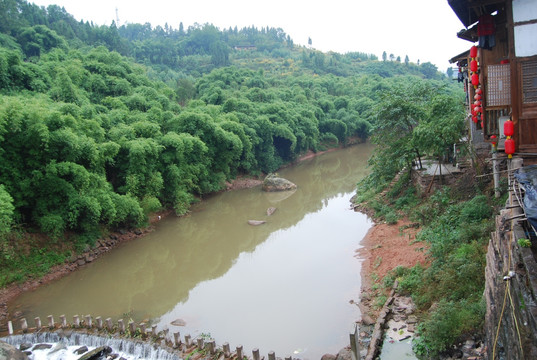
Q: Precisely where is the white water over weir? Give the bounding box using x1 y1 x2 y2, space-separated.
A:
2 331 179 360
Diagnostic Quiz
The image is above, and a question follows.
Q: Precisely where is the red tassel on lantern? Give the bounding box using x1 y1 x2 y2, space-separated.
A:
470 46 478 58
471 73 479 87
504 119 514 137
470 60 478 73
505 138 515 158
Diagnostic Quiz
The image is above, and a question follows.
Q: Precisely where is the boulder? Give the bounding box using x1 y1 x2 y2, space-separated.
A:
77 346 112 360
248 220 266 226
0 341 28 360
74 346 89 355
262 173 297 192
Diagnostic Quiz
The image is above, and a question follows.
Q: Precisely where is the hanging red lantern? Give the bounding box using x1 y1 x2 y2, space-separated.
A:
481 113 485 121
476 88 483 95
470 45 478 58
471 73 479 87
490 135 497 146
505 138 515 158
474 100 482 107
472 115 478 123
504 119 514 137
470 60 478 72
475 106 482 114
474 94 482 101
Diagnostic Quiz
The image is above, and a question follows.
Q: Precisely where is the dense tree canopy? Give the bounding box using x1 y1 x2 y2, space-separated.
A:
0 0 459 246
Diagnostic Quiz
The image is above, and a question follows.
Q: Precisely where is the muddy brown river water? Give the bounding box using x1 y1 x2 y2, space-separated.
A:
8 143 374 359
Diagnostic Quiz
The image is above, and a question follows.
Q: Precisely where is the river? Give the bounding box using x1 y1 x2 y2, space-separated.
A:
7 143 374 359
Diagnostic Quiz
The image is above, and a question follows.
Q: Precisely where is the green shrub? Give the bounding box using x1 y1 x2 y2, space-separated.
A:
413 298 485 357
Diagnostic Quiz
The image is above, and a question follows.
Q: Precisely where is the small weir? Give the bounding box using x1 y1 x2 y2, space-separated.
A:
3 314 362 359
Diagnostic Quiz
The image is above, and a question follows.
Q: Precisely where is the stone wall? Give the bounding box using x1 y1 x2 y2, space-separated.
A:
484 169 537 359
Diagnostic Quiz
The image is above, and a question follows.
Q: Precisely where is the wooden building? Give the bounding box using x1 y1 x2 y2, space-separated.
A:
448 0 537 160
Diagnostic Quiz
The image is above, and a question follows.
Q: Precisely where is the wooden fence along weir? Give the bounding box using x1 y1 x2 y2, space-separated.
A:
4 313 361 359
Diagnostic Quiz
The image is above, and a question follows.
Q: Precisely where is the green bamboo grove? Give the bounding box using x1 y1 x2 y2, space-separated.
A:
0 0 458 249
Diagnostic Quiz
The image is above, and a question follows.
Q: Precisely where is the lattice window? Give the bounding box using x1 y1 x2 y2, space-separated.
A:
487 64 511 106
522 59 537 104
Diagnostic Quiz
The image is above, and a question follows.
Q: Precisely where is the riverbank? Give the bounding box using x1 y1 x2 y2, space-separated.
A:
355 218 427 323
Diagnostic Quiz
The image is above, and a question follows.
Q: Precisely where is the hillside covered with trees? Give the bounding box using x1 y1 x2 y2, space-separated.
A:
0 0 461 284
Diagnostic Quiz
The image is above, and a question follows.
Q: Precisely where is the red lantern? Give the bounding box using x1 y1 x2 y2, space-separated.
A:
505 138 515 158
470 45 478 58
474 100 481 107
470 60 478 72
476 88 483 95
475 106 482 114
471 73 479 87
474 94 482 101
504 119 514 137
490 135 497 146
472 115 478 123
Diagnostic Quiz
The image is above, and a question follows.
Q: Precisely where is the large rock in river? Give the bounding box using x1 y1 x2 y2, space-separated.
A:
0 341 28 360
262 173 297 192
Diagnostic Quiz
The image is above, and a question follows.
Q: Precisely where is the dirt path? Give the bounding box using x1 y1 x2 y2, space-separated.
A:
355 218 428 321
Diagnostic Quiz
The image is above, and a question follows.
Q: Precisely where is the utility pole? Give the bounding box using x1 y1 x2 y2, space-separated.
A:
115 8 120 27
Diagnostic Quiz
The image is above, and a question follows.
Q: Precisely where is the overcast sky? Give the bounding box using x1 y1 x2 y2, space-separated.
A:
30 0 470 71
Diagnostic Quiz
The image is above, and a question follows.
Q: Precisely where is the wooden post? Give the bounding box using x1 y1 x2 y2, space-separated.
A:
34 317 41 329
85 315 92 328
197 337 204 350
60 315 67 328
73 315 80 327
185 334 192 347
236 345 243 360
140 323 146 337
151 324 157 337
252 348 260 360
47 315 54 329
105 318 113 331
268 351 275 360
349 323 360 360
285 357 292 360
21 318 28 333
118 319 125 333
492 151 501 198
7 321 13 335
173 332 181 348
96 316 103 329
223 342 231 358
208 340 216 355
128 320 136 335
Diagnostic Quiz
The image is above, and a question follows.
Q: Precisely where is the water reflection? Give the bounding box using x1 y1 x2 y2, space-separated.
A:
9 143 374 358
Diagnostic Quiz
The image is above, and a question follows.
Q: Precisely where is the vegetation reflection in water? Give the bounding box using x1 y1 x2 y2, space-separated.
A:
9 143 374 358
